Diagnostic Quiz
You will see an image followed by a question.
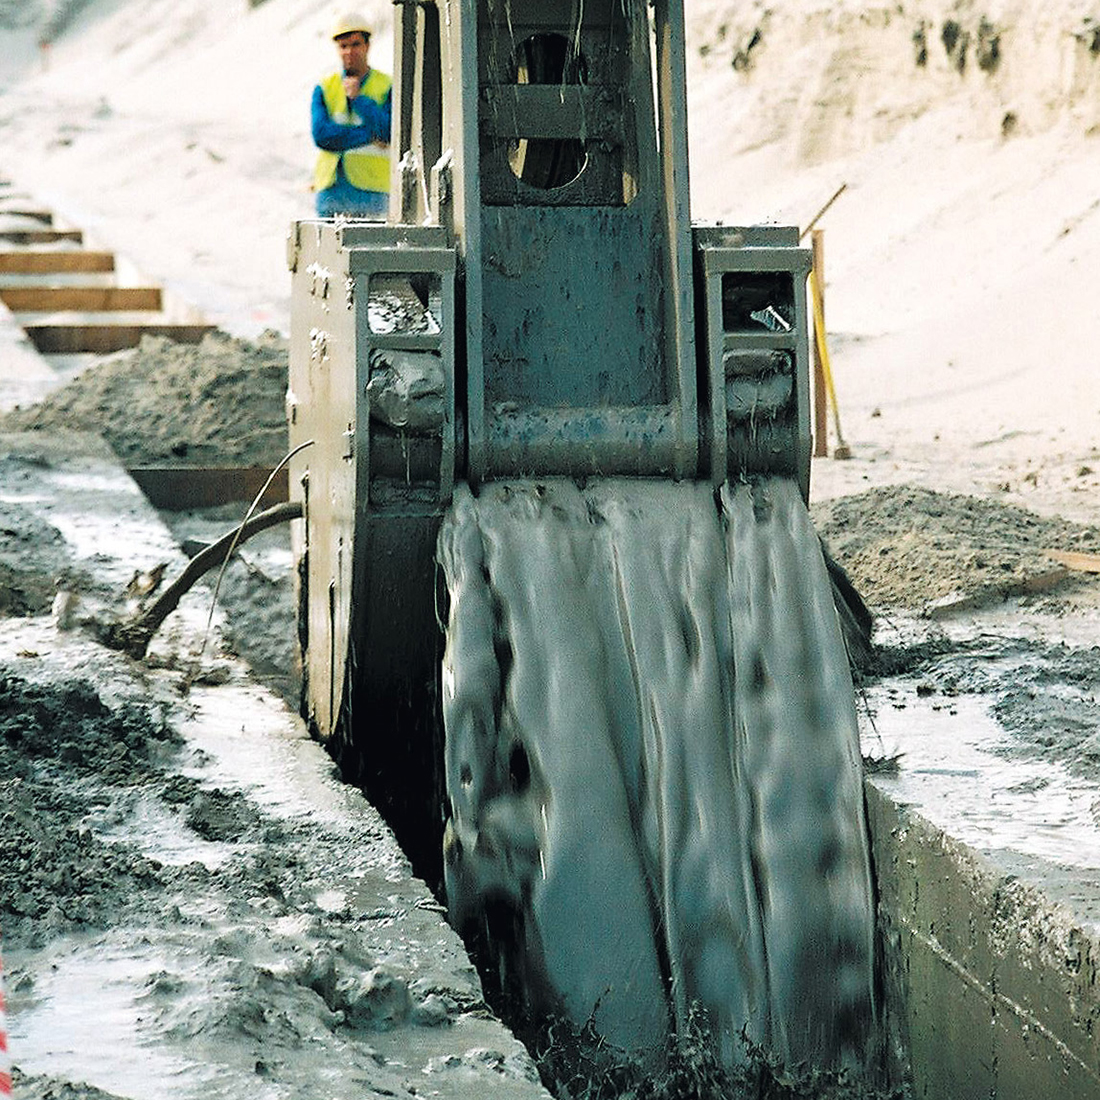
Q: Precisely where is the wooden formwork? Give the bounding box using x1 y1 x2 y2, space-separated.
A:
0 191 214 354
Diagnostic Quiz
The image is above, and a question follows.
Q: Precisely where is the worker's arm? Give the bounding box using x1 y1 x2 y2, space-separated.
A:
311 84 391 151
349 87 392 144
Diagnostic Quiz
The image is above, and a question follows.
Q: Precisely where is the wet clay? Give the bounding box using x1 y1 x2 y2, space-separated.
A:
438 477 875 1068
0 332 289 469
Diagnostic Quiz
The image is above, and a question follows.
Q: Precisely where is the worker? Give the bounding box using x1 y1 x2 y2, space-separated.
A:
311 12 392 219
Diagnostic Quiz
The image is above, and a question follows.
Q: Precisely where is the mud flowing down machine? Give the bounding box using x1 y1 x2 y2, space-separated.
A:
287 0 876 1071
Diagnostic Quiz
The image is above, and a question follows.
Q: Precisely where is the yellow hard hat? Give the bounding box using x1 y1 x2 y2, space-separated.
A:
331 11 372 39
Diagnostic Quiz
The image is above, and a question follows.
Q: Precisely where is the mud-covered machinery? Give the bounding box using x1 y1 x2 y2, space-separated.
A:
287 0 869 1069
288 0 811 842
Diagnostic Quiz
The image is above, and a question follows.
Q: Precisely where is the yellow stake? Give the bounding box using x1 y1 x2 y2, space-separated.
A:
809 266 851 459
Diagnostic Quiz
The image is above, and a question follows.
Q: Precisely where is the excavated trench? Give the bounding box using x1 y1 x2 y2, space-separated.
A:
4 191 1091 1091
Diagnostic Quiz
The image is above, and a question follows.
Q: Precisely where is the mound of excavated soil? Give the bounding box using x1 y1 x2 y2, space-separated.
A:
812 485 1100 612
0 331 289 469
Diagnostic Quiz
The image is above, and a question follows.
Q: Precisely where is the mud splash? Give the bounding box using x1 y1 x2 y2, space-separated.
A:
438 477 875 1068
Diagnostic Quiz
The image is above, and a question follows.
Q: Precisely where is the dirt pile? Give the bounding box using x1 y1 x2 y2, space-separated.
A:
0 331 290 469
812 484 1100 612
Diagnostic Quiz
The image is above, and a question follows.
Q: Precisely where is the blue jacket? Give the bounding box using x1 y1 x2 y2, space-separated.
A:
311 81 392 152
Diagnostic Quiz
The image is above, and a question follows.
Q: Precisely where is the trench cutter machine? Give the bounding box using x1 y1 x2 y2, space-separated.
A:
287 0 813 867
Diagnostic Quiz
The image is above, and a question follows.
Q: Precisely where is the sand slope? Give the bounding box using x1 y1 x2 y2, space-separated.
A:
0 0 1097 522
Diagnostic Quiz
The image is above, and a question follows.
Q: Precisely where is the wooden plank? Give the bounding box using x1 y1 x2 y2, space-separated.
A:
0 286 162 312
23 322 216 354
0 207 53 225
0 229 83 245
0 250 115 274
811 230 828 457
127 467 290 510
1044 549 1100 574
925 568 1072 618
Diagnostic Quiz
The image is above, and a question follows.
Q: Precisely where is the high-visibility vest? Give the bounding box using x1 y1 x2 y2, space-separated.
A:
313 69 391 194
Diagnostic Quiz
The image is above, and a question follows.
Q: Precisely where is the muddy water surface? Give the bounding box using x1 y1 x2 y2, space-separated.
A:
3 646 548 1100
857 612 1100 931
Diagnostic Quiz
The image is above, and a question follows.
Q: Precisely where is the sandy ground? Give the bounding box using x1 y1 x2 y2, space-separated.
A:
0 0 1099 1095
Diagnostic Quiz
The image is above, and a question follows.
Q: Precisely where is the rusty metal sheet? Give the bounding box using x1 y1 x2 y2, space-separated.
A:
23 321 215 353
126 467 289 510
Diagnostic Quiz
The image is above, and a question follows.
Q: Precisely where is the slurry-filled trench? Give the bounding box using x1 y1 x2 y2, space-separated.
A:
136 471 1100 1099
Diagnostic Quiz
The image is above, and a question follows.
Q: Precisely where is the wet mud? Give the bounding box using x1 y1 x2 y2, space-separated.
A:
0 674 177 948
989 639 1100 779
857 625 1100 789
2 331 1098 1098
0 503 71 616
2 640 545 1100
